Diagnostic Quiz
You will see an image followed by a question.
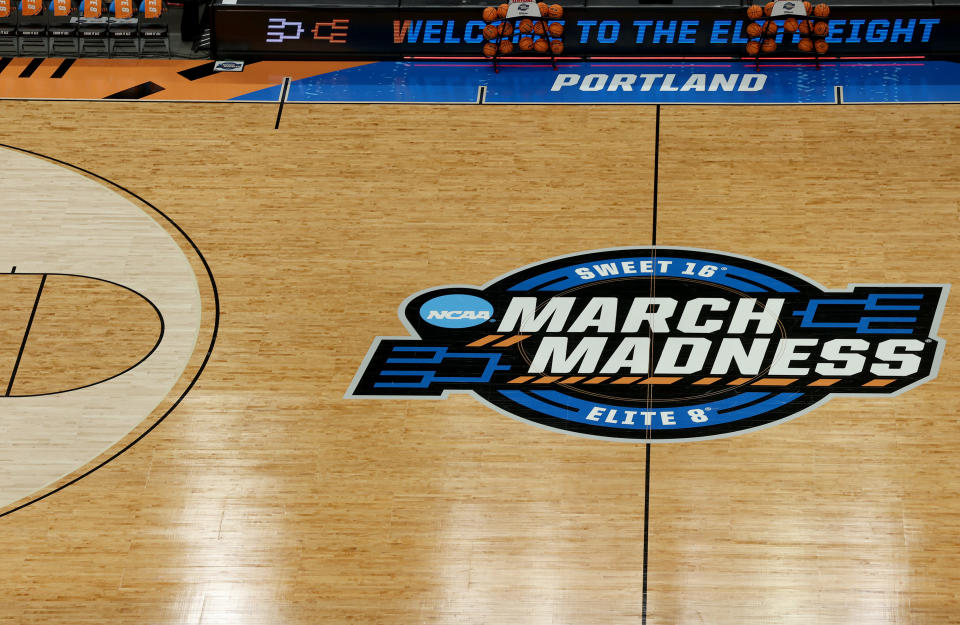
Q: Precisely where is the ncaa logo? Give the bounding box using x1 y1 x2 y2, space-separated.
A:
420 294 493 328
349 248 948 442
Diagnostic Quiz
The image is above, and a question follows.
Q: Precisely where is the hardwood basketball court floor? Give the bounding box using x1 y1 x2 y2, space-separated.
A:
0 64 958 624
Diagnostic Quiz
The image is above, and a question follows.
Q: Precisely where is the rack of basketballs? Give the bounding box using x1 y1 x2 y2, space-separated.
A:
744 1 830 59
481 2 564 64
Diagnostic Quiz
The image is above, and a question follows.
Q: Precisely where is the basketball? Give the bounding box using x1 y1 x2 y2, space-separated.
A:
798 37 813 51
813 3 829 17
534 21 545 34
497 3 508 18
764 21 777 35
499 21 513 36
798 20 810 34
815 39 829 53
548 22 563 37
764 1 773 16
548 3 563 18
482 6 497 22
550 39 564 54
534 37 549 52
746 4 763 19
746 40 760 55
499 39 513 53
482 41 497 56
519 36 534 50
804 1 812 12
483 24 498 40
519 18 533 33
537 1 548 15
813 21 828 36
746 23 761 38
761 38 776 52
784 17 798 33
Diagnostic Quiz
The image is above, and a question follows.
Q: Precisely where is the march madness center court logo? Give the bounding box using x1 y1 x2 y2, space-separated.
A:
346 248 948 442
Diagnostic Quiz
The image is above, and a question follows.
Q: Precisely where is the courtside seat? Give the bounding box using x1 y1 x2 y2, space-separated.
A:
138 0 168 56
107 0 137 55
48 0 78 56
0 0 17 55
17 0 47 55
78 0 108 55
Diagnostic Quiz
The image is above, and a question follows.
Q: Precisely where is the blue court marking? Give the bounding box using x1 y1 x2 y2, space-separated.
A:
231 83 284 102
506 256 797 293
499 388 804 430
272 59 960 104
838 61 960 103
484 61 837 104
283 62 487 103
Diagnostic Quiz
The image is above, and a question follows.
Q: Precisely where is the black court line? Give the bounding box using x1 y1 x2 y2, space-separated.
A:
50 58 76 79
641 103 661 625
18 58 44 79
0 143 220 519
0 57 12 76
477 85 486 104
6 274 46 397
178 61 219 81
641 442 652 623
835 85 844 104
651 105 660 248
275 76 291 129
178 60 259 81
104 81 166 100
2 273 165 399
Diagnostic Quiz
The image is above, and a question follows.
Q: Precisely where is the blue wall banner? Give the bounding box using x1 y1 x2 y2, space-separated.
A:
213 3 960 59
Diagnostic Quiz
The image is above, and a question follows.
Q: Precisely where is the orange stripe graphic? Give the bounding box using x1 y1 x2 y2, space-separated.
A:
693 377 722 385
493 335 529 347
863 378 895 387
467 335 502 347
807 378 841 387
559 376 585 384
508 376 535 384
751 378 798 386
611 377 643 384
583 376 610 384
533 376 562 384
640 377 682 384
727 377 752 385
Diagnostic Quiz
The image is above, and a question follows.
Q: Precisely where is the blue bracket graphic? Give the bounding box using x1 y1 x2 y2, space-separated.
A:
374 346 511 389
792 293 922 334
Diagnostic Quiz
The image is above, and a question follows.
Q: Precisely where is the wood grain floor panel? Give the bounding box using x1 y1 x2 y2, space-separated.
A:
10 274 163 396
649 104 960 625
0 274 44 391
0 100 956 625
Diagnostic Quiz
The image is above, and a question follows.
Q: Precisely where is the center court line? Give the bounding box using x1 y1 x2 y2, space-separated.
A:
641 103 661 625
275 76 291 129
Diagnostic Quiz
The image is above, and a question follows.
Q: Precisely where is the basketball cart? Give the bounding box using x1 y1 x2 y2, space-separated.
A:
483 1 561 73
745 1 831 70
